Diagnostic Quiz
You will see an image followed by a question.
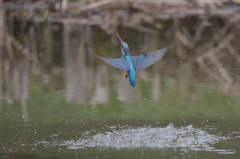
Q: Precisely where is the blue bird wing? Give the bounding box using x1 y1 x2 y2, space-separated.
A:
94 54 129 71
131 47 167 70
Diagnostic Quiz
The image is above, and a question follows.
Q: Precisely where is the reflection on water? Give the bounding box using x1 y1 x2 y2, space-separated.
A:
1 16 240 158
63 24 88 102
1 18 240 103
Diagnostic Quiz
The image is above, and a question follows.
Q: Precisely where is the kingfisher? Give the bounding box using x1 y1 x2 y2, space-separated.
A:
94 34 167 87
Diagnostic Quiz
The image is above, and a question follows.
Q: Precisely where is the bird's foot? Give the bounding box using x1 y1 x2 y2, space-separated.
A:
125 71 129 80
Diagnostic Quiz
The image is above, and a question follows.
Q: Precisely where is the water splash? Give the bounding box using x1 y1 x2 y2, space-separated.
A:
40 123 235 153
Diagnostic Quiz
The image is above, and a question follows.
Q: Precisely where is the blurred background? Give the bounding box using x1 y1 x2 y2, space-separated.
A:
1 0 240 158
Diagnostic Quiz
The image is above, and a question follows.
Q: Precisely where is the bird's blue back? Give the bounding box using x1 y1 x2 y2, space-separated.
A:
128 65 136 87
123 55 136 87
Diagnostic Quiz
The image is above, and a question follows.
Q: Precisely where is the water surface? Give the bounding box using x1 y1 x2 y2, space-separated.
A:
1 17 240 158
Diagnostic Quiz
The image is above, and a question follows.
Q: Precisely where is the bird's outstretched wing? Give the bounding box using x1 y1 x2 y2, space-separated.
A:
131 47 167 70
94 54 129 71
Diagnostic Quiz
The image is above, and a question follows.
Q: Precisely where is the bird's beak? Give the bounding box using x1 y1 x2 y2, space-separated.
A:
117 34 123 44
117 34 125 56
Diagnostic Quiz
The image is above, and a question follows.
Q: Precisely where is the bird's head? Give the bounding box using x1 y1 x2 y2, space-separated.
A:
117 34 129 56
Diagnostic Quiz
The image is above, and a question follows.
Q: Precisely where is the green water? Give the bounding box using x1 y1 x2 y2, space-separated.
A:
1 18 240 158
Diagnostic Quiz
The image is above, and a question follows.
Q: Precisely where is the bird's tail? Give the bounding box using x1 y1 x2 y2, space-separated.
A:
129 65 136 87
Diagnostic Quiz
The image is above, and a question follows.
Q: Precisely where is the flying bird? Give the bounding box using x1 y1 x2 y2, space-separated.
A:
94 34 167 87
